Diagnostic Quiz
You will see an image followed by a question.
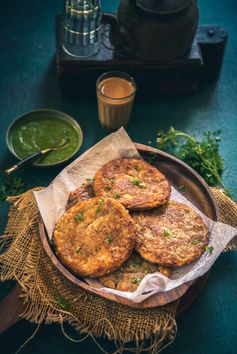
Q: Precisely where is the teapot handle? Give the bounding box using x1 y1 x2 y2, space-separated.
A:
102 13 120 46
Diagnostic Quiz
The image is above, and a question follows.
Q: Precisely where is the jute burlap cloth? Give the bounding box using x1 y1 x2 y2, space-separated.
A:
0 187 237 353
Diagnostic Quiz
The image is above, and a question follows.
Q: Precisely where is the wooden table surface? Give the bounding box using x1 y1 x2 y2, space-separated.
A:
0 0 237 353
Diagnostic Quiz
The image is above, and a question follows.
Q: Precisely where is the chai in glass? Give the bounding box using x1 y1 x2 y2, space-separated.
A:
96 72 136 130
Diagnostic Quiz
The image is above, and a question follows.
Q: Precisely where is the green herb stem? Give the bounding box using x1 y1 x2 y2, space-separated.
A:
157 127 229 196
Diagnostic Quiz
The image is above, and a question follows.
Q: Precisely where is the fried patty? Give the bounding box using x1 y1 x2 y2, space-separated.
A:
53 197 136 278
66 182 95 210
94 159 170 210
133 201 209 267
99 252 172 292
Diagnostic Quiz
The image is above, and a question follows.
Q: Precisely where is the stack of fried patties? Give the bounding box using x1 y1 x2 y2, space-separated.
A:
53 159 208 292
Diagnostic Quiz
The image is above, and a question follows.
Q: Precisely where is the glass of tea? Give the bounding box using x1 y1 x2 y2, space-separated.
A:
96 71 137 130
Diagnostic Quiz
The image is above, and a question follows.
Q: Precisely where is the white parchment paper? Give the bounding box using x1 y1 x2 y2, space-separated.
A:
34 128 237 303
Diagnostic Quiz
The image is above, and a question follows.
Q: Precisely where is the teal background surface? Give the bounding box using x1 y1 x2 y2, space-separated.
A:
0 0 237 353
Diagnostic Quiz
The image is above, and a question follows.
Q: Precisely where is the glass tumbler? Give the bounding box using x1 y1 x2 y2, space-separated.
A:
62 0 102 58
96 71 137 130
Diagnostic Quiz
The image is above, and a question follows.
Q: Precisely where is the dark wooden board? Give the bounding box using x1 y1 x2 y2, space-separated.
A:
56 14 227 98
39 143 218 309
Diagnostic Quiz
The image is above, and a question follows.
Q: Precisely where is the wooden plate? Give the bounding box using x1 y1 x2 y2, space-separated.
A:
39 143 218 310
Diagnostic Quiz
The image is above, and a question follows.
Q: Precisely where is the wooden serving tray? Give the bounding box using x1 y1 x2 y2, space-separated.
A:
56 13 227 98
39 143 218 309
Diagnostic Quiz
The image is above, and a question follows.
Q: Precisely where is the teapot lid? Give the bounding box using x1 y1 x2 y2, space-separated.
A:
136 0 191 15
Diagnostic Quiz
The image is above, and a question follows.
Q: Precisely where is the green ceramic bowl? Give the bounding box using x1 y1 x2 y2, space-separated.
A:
6 109 83 167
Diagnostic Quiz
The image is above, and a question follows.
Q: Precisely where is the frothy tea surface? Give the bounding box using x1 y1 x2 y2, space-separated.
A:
99 77 135 99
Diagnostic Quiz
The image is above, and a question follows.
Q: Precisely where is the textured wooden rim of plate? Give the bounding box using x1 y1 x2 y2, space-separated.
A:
39 143 218 310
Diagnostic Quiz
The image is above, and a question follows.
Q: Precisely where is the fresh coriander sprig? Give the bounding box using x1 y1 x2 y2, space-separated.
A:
75 213 84 221
55 295 70 311
131 178 146 188
131 276 142 284
0 177 26 200
192 239 200 245
205 245 214 254
106 234 113 244
86 178 94 183
178 185 186 192
133 165 142 172
157 127 229 195
163 230 171 238
96 207 101 215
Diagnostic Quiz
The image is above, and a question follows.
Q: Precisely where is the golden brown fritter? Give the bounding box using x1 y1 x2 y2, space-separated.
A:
94 159 171 210
53 197 136 278
66 182 95 210
133 201 209 267
99 253 172 292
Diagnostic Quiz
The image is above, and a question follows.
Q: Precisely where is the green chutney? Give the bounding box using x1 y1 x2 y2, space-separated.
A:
10 117 80 165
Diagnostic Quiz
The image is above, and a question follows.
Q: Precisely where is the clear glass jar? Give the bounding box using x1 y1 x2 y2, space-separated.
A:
62 0 102 58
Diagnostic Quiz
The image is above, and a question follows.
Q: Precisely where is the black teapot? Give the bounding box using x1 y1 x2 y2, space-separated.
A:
104 0 199 62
